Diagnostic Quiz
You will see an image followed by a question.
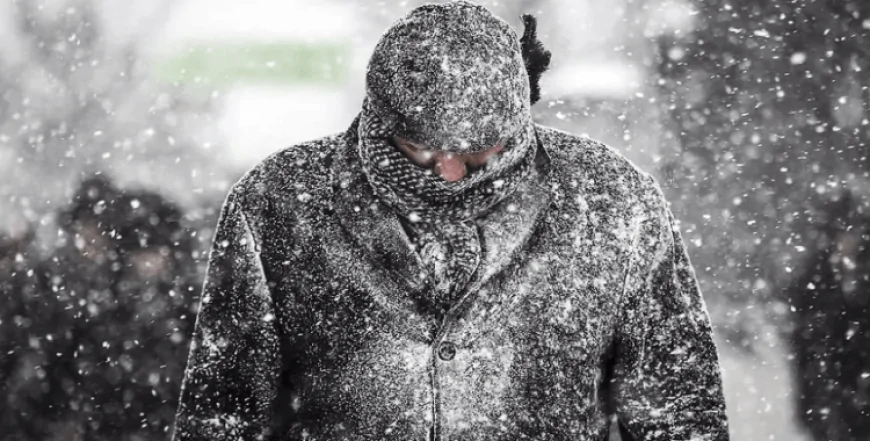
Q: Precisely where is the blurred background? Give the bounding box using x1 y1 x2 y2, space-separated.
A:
1 0 868 439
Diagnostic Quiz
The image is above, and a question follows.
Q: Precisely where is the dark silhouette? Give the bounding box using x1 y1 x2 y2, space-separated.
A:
0 224 46 441
785 191 870 440
1 175 203 441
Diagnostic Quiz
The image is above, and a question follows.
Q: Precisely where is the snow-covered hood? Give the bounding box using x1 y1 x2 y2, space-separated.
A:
364 1 531 154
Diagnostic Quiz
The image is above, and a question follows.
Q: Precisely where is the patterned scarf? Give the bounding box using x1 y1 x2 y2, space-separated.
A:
356 100 538 311
355 1 550 313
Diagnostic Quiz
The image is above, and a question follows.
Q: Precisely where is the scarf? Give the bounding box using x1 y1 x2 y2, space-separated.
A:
357 100 538 312
355 1 549 313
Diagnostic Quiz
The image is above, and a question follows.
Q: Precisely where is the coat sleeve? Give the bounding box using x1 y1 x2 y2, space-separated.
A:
172 190 280 441
609 180 730 441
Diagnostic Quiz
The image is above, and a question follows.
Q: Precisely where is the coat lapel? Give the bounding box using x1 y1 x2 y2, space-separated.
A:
331 140 430 295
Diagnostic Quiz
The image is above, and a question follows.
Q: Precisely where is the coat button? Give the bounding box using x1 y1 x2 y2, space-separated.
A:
437 341 456 361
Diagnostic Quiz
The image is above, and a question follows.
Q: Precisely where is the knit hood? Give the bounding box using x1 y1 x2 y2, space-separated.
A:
353 1 552 304
364 0 533 154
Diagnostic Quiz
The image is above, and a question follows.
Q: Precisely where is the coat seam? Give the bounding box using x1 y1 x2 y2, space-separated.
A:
617 214 645 342
236 197 268 292
236 196 281 338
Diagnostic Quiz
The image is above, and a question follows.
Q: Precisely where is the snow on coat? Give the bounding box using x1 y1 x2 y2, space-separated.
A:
173 1 729 440
171 119 730 440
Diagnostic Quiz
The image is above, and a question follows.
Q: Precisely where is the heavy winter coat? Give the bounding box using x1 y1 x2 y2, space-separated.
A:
171 117 730 441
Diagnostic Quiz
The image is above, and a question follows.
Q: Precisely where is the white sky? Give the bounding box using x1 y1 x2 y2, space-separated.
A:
154 0 355 52
142 0 653 164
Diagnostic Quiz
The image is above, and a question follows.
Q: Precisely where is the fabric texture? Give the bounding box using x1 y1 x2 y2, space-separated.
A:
356 1 540 307
172 2 729 440
364 1 531 154
171 124 730 441
356 100 538 309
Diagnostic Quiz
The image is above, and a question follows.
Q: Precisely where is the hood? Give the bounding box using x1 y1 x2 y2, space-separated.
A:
364 1 532 154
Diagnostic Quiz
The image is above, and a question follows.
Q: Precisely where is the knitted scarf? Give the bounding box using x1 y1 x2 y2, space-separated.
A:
355 1 551 312
356 100 538 310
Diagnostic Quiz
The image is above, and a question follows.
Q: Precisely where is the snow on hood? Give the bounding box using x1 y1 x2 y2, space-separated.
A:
364 1 532 154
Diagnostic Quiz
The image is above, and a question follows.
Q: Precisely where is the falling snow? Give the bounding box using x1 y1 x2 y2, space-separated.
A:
3 0 869 440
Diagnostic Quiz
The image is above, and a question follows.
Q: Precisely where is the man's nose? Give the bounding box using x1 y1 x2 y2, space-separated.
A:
434 153 467 182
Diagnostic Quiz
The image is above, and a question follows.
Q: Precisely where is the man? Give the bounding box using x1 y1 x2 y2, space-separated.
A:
173 2 730 440
0 176 124 440
6 176 199 440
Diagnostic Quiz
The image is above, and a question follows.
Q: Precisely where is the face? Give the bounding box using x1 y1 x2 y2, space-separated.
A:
391 136 505 182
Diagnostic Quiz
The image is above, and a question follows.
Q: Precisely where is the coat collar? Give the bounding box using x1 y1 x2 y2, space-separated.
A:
331 115 555 302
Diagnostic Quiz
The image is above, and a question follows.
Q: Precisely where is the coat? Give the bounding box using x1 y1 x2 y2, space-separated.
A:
172 117 730 441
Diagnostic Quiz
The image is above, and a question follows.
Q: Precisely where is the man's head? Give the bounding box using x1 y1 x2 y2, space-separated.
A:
365 2 550 166
355 1 551 223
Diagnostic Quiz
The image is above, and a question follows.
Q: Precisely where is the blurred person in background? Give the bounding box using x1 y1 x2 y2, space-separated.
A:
106 188 201 440
786 190 870 441
1 175 125 441
66 184 198 441
173 2 729 440
0 220 48 441
2 175 200 441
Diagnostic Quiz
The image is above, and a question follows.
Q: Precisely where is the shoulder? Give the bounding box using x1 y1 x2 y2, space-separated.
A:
226 132 346 221
536 124 666 218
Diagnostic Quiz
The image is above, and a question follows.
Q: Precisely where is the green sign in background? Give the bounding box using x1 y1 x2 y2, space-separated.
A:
157 42 350 86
